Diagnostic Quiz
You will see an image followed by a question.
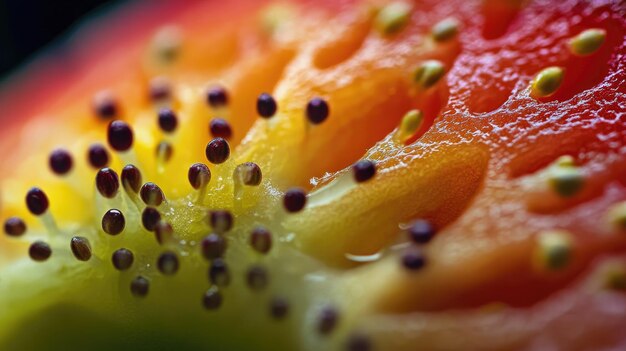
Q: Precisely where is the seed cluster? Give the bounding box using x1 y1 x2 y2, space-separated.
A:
10 78 391 349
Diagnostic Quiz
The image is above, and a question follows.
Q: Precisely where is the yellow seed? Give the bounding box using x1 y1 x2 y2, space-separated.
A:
553 155 575 168
260 3 295 35
568 28 606 56
151 26 182 63
413 60 446 89
546 155 584 197
374 2 413 36
604 264 626 291
531 66 564 98
432 17 459 42
547 165 584 198
607 201 626 231
394 109 424 143
534 230 574 271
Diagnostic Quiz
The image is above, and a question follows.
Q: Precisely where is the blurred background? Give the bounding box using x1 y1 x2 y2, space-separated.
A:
0 0 124 79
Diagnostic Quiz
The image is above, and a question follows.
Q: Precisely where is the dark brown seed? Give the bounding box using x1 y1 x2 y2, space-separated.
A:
205 138 230 164
201 233 226 260
306 97 329 125
402 249 426 270
4 217 26 237
157 108 178 133
96 168 120 198
121 164 142 194
156 141 173 163
188 163 211 189
107 120 133 152
209 210 233 233
283 188 307 213
93 91 118 119
352 160 376 183
157 251 179 275
49 149 73 175
317 306 339 335
209 258 231 287
346 333 372 351
112 248 134 271
408 219 436 244
234 162 262 186
25 187 49 215
102 209 125 235
250 227 272 254
270 296 289 320
140 182 165 206
154 221 174 245
70 236 92 261
29 241 51 261
203 287 223 310
257 93 278 118
206 86 228 108
142 207 161 231
246 265 269 291
149 76 171 102
209 118 232 139
130 276 149 297
87 144 110 169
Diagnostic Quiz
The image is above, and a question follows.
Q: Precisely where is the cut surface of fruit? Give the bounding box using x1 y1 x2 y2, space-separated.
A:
0 0 625 350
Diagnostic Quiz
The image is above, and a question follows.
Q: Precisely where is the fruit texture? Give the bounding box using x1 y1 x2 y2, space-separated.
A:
0 0 625 350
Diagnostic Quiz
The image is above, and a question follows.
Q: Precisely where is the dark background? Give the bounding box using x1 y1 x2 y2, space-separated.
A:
0 0 124 79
